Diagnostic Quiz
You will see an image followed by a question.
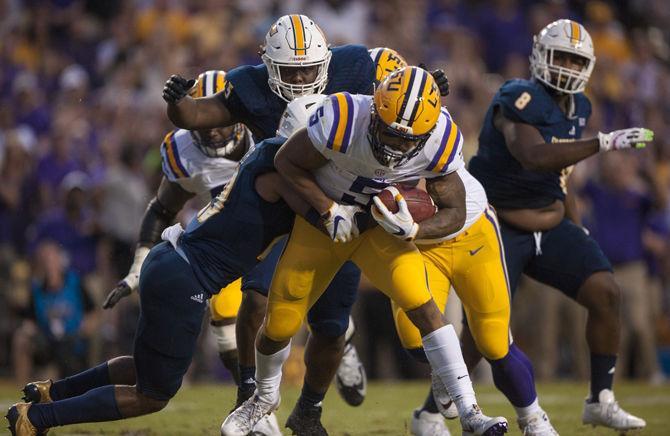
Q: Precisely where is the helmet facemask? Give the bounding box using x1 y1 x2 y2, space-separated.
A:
191 124 248 158
263 52 331 102
367 106 430 169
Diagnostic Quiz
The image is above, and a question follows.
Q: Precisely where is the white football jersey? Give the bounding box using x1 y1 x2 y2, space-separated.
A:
160 129 253 199
307 92 487 243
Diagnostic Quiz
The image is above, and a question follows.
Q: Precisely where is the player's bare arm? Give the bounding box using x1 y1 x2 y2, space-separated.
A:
495 107 599 172
274 127 331 214
163 75 236 130
415 172 466 240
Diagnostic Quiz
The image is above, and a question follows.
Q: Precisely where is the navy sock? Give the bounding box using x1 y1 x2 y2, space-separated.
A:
405 347 429 364
28 385 122 428
238 365 256 391
421 387 439 414
489 344 537 407
297 383 326 410
50 361 111 401
590 353 616 402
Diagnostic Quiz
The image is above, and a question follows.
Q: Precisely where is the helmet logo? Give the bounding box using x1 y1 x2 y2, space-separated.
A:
269 23 279 37
564 21 583 47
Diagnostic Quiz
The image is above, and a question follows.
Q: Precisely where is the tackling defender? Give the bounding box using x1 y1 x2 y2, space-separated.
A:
222 67 508 436
468 19 652 431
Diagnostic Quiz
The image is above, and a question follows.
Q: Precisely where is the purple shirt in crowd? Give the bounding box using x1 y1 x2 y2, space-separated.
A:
581 180 652 265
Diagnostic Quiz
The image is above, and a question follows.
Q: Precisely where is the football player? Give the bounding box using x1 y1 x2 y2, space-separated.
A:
4 92 335 436
467 19 652 431
100 70 251 383
163 14 377 420
222 67 508 436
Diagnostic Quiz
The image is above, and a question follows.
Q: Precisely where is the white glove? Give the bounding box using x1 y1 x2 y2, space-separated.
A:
103 246 150 309
322 202 363 243
371 187 419 241
598 128 654 151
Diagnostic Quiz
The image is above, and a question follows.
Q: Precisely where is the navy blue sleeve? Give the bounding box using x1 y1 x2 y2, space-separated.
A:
214 68 248 123
496 80 552 126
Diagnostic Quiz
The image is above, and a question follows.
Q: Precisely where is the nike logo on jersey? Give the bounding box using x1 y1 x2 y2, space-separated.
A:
608 367 615 375
469 246 484 256
332 216 345 238
190 293 204 303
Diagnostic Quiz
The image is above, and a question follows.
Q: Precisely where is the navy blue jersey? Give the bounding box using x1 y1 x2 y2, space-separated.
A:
179 138 293 293
219 44 375 140
469 79 592 209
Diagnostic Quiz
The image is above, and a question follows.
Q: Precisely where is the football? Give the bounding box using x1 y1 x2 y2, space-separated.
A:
375 184 437 222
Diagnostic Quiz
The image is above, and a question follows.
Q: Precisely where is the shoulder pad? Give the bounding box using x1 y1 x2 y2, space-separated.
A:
307 92 358 155
160 130 190 181
326 45 375 96
425 109 464 174
496 79 552 125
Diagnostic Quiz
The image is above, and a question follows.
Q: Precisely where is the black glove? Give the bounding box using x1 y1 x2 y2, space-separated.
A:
419 64 449 97
162 75 196 104
102 281 132 309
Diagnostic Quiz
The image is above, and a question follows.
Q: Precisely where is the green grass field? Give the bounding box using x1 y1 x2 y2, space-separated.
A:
1 380 667 435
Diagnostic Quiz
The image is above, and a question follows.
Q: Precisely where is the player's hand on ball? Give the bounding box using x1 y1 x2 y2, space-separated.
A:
162 75 196 104
372 187 419 241
419 63 449 97
103 280 133 309
322 202 363 243
598 128 654 151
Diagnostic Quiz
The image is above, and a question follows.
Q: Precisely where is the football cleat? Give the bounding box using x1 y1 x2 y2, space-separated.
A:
335 343 366 407
582 389 646 431
460 405 508 436
250 412 282 436
517 410 558 436
22 380 53 404
431 372 459 420
411 408 451 436
285 403 328 436
221 394 279 436
6 402 47 436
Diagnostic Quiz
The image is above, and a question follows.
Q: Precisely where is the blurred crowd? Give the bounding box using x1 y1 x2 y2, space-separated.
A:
1 0 670 386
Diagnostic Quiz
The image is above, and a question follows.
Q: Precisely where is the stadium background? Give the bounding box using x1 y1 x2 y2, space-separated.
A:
1 0 669 409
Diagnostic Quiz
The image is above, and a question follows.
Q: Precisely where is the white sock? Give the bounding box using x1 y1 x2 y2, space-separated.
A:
344 315 355 343
211 323 237 353
255 341 291 403
515 397 541 419
422 324 477 415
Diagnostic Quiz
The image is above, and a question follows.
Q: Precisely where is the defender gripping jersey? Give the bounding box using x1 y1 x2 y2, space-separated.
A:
218 45 375 140
469 78 592 209
178 138 293 293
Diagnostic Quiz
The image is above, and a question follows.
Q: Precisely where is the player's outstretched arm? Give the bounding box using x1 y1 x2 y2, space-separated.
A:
416 172 466 240
163 75 235 130
496 108 654 172
102 178 194 309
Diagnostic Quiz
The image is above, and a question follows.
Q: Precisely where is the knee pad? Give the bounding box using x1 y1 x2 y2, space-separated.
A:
264 306 304 342
210 279 243 321
308 318 348 338
471 319 509 361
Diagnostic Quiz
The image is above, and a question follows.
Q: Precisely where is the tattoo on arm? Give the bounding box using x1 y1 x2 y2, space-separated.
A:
416 172 466 240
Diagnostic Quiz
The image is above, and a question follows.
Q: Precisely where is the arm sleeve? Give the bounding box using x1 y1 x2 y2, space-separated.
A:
214 79 245 123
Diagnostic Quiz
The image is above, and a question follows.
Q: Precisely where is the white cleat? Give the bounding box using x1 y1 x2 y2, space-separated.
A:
517 410 558 436
251 411 282 436
582 389 646 431
461 405 508 436
335 343 367 406
431 372 459 419
411 408 452 436
221 394 279 436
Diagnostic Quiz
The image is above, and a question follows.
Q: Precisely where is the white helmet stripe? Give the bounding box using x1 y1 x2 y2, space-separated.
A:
399 69 427 126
